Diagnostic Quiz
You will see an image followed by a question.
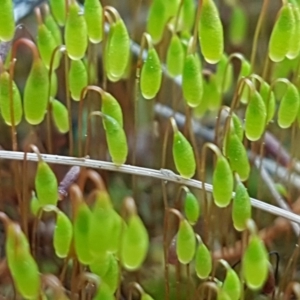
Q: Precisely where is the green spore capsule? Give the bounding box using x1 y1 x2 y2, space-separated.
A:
242 234 269 290
205 75 221 111
172 129 196 179
35 160 58 206
268 4 295 62
49 0 66 26
222 268 241 300
176 219 196 264
278 83 300 128
212 156 233 208
195 242 212 279
287 4 300 59
102 114 128 165
215 54 233 94
65 3 88 60
198 0 224 63
37 23 59 69
30 192 40 216
50 71 58 98
232 181 251 231
184 190 200 225
51 99 69 134
105 18 130 82
74 202 92 264
121 214 149 270
0 71 22 126
179 0 195 32
102 254 119 293
53 211 73 258
238 60 251 104
24 58 49 125
94 282 115 300
229 5 248 46
245 90 267 141
166 33 184 77
260 81 275 124
182 52 203 107
231 113 243 141
90 252 111 277
224 129 250 181
84 0 103 43
101 91 123 127
69 59 88 101
141 293 155 300
44 10 62 46
146 0 167 44
0 0 14 41
140 47 162 99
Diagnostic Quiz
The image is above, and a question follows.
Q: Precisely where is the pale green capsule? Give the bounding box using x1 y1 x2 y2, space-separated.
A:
260 81 275 123
65 3 88 60
24 58 49 125
102 254 119 293
0 71 22 126
121 214 149 270
176 219 195 264
0 0 14 41
232 113 243 141
222 268 241 300
140 47 162 99
105 18 130 82
94 281 115 300
215 54 233 94
238 60 251 104
101 91 123 127
84 0 103 43
172 130 196 179
198 0 224 63
49 0 66 26
53 211 73 258
245 90 267 141
166 34 184 77
182 53 203 107
242 235 269 290
90 252 111 277
184 191 200 225
51 99 69 134
229 5 248 46
141 293 155 300
269 4 295 62
212 156 233 207
287 4 300 59
205 75 221 111
217 289 231 300
69 59 88 101
232 181 251 231
278 83 300 128
195 242 212 279
30 193 40 216
50 71 58 98
179 0 195 32
44 10 62 46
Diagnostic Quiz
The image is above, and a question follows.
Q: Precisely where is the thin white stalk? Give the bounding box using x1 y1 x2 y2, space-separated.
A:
1 149 300 228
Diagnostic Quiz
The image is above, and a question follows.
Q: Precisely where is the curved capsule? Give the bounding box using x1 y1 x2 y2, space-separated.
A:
105 18 130 82
245 90 267 141
204 75 221 111
232 113 244 141
69 59 88 101
49 0 66 26
44 10 62 46
184 191 200 225
101 254 119 293
65 3 88 60
268 4 295 62
242 235 269 290
232 181 251 231
229 5 247 46
179 0 195 32
195 242 212 279
198 0 224 63
176 219 196 264
53 211 73 258
212 156 233 208
287 4 300 59
166 33 184 77
278 83 300 129
84 0 103 43
141 293 155 300
215 54 233 94
222 268 241 300
35 160 58 206
121 214 149 270
0 0 14 41
24 58 49 125
90 252 111 277
102 114 128 165
0 71 22 126
172 130 196 179
140 47 162 99
51 99 69 134
260 81 275 124
93 281 115 300
182 52 203 107
101 91 123 127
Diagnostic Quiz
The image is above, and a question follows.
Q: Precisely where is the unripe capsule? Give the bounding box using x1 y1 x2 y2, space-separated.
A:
222 268 241 300
229 5 247 46
198 0 224 63
140 47 162 99
195 242 212 279
184 190 200 225
69 59 88 101
24 58 49 125
287 4 300 59
49 0 66 26
0 0 14 41
44 9 62 46
101 91 123 127
166 33 184 77
0 71 22 126
260 81 275 124
84 0 103 43
51 99 69 133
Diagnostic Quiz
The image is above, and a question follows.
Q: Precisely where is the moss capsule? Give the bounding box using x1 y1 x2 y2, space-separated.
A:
198 0 224 63
215 54 233 94
24 58 49 125
184 190 200 225
166 33 184 77
260 81 275 124
0 71 22 126
84 0 103 43
222 268 241 300
69 59 88 101
182 52 203 107
65 3 88 60
229 5 248 46
49 0 66 26
212 156 233 208
35 161 58 206
195 242 212 279
44 10 62 46
140 47 162 99
287 4 300 59
0 0 14 41
101 91 123 127
121 214 149 270
51 99 69 134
